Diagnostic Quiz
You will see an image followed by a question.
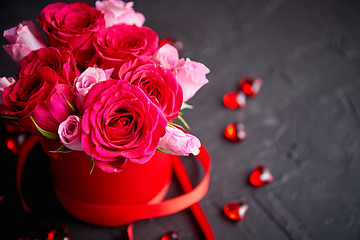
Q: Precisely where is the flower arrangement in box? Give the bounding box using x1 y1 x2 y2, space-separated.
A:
0 0 213 232
0 0 209 172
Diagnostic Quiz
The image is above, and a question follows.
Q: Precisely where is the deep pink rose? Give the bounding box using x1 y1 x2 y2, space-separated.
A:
81 79 167 172
119 59 183 120
153 44 210 102
158 126 201 156
37 2 105 68
0 67 75 136
3 21 47 65
58 115 83 151
95 0 145 28
19 47 80 85
90 24 159 78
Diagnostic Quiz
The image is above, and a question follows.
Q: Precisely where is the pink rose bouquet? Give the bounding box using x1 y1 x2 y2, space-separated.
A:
0 0 210 173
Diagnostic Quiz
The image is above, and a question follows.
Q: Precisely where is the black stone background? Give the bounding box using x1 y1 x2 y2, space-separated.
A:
0 0 360 239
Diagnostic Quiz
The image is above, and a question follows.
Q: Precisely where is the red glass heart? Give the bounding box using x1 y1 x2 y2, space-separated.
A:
161 231 180 240
249 165 274 187
223 123 246 142
224 201 249 222
239 77 263 97
222 91 246 109
47 225 71 240
5 133 27 154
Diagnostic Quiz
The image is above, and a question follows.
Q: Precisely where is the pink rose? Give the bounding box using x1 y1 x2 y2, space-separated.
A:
95 0 145 28
72 67 110 111
118 60 183 120
158 126 201 156
81 80 167 172
152 43 179 69
90 24 159 78
0 67 75 136
175 58 210 102
37 2 105 68
153 44 210 102
0 77 15 105
19 47 80 85
58 115 83 151
3 21 46 65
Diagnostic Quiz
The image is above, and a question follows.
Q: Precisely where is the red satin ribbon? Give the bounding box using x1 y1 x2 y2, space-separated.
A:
127 146 215 239
172 149 215 240
16 135 215 240
16 134 40 213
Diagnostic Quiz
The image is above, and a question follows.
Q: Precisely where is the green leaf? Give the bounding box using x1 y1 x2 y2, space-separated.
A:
50 145 72 153
168 121 184 130
86 154 95 174
60 93 76 113
177 114 191 130
30 116 58 139
181 102 194 110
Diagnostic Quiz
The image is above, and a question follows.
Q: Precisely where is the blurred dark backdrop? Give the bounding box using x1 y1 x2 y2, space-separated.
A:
1 0 360 239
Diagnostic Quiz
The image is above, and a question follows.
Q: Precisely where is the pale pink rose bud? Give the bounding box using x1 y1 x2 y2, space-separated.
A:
158 126 201 156
0 77 15 104
152 43 180 69
174 58 210 102
95 0 145 28
58 115 83 151
3 21 46 65
73 67 108 109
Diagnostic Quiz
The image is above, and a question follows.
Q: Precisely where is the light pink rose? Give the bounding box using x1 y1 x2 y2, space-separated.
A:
152 43 179 69
174 58 210 102
0 77 15 105
3 21 46 65
158 126 201 156
95 0 145 28
153 44 210 102
73 67 111 110
58 115 83 151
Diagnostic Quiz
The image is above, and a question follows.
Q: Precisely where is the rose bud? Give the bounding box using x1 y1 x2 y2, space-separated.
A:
72 67 111 111
58 115 83 151
152 43 180 70
152 44 210 102
174 58 210 102
158 125 201 156
3 21 46 65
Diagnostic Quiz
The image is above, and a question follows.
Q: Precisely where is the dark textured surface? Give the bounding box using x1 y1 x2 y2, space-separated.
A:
1 0 360 239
